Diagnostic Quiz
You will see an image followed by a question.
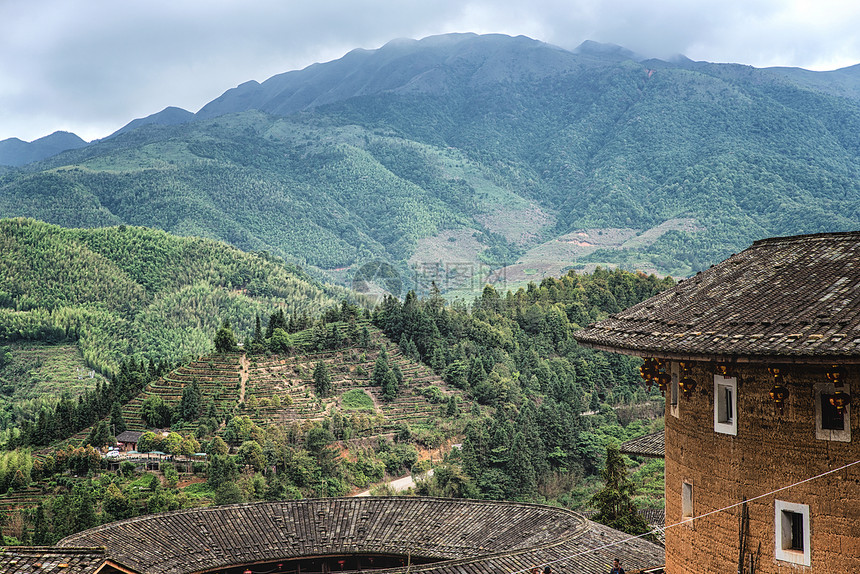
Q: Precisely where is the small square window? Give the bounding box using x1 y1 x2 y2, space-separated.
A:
821 394 844 430
681 482 693 525
775 500 810 566
815 382 851 442
713 375 737 435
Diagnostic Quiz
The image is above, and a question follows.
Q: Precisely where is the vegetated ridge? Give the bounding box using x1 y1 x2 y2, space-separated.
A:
0 217 349 378
1 33 858 284
0 264 669 545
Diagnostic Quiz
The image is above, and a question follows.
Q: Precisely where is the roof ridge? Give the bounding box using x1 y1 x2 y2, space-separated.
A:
752 230 860 247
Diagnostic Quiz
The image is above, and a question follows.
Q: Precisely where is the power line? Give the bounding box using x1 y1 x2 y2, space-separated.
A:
512 457 860 573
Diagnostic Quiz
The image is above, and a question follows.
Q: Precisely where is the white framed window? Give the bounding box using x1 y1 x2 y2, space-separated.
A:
775 500 810 566
713 375 737 435
814 382 851 442
681 481 693 526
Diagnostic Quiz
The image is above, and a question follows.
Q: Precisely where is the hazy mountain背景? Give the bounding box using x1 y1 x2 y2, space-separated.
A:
0 132 89 168
2 33 860 286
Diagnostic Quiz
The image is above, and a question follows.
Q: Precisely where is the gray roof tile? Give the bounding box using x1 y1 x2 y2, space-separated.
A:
574 231 860 363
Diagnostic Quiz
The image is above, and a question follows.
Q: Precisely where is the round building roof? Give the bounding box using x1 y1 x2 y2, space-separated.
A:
58 497 663 574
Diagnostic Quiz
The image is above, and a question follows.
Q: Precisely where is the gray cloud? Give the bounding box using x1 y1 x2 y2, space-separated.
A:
2 0 858 142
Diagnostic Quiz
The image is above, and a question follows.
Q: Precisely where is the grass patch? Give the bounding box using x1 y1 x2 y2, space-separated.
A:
183 482 215 500
341 389 375 410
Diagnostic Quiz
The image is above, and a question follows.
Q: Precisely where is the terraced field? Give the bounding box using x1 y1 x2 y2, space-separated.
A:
122 353 243 433
60 325 468 442
240 328 465 434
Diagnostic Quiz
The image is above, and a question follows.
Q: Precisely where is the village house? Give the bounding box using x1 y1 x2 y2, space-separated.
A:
575 231 860 573
114 430 143 452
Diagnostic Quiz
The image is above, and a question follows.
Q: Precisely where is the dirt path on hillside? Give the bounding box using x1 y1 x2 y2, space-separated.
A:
239 354 249 403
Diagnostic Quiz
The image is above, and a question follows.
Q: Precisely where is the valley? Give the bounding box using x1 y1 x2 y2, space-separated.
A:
0 31 858 557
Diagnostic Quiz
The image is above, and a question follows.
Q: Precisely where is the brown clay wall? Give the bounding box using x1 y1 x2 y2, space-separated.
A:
663 362 860 573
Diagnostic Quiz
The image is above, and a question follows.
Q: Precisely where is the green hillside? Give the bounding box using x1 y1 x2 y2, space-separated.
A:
0 218 347 378
0 266 669 544
1 34 858 287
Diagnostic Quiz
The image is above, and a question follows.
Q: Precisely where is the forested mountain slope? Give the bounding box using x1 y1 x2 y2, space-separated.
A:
0 218 347 376
2 33 859 282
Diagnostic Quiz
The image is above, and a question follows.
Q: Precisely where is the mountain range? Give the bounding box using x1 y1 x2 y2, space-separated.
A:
1 33 859 284
0 131 89 167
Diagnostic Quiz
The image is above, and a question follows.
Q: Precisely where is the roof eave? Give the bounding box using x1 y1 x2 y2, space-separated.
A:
577 340 860 365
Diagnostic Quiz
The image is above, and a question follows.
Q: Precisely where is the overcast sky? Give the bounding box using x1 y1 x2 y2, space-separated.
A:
2 0 860 142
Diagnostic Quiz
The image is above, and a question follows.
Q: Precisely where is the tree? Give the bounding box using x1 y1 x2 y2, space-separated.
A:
179 379 202 422
86 420 111 448
358 326 371 348
109 401 126 435
208 454 238 489
207 435 229 456
238 440 265 471
72 483 98 533
137 431 160 453
590 444 651 536
33 503 48 545
313 360 332 397
445 396 460 418
253 314 264 348
372 349 389 387
104 483 132 520
269 328 292 353
215 482 244 505
381 370 398 401
141 395 172 428
213 320 237 353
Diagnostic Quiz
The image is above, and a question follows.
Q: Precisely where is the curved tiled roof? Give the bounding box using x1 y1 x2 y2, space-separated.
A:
574 231 860 363
620 432 664 459
0 547 132 574
59 497 663 574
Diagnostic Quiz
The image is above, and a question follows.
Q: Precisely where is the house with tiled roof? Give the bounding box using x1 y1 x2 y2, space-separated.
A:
620 431 664 459
0 546 138 574
575 231 860 573
115 431 143 452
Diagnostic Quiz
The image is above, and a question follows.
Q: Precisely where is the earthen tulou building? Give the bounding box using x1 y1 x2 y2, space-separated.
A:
575 231 860 573
1 498 664 573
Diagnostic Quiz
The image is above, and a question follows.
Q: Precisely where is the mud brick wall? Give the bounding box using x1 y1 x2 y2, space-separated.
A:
663 362 860 573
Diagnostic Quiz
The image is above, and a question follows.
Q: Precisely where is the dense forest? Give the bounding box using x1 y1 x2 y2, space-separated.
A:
0 265 670 544
0 218 349 377
373 268 672 502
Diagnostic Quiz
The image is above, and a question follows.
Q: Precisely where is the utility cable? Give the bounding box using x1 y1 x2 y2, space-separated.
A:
511 456 860 573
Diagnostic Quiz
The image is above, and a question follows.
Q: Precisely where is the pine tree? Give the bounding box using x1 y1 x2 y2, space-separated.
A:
381 370 398 401
372 349 390 387
359 325 371 348
590 444 651 536
253 314 264 346
446 396 460 418
179 379 202 422
33 502 48 544
314 361 331 397
110 401 126 435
